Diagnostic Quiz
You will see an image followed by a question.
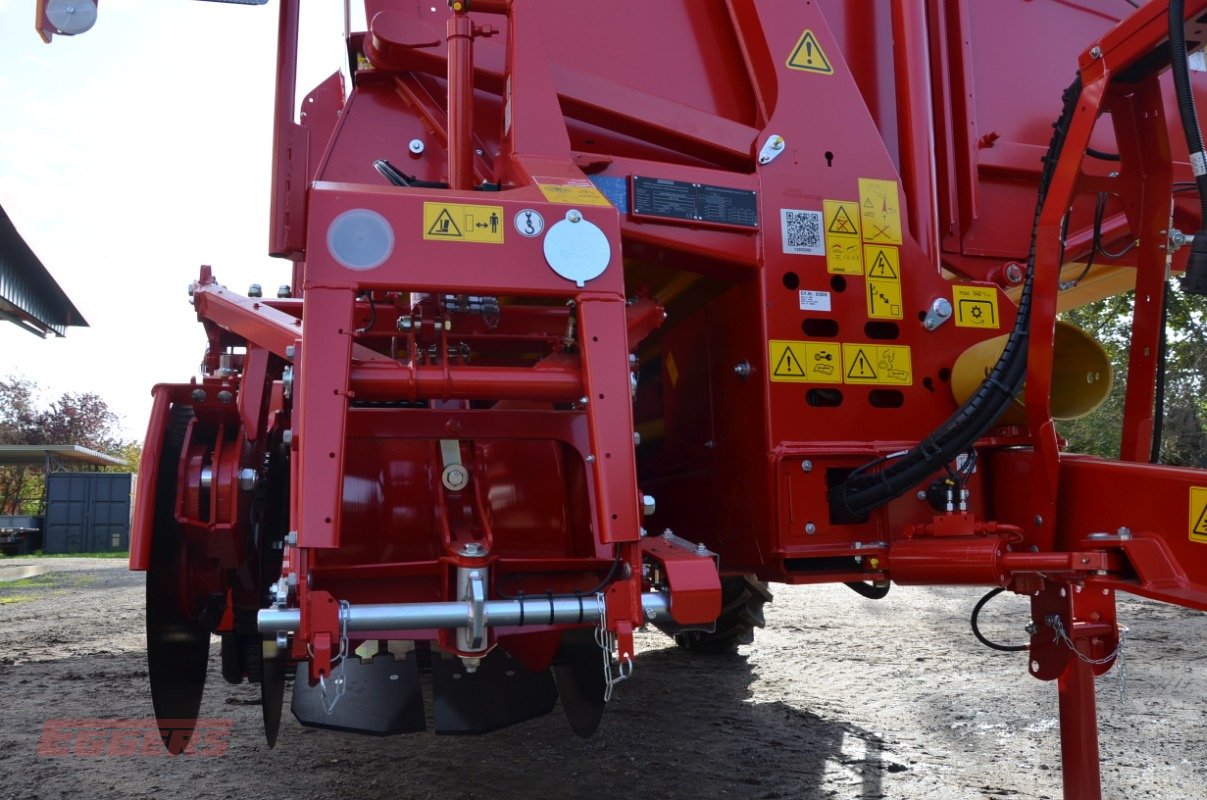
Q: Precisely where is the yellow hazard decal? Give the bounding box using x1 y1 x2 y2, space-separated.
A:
423 202 505 243
769 340 841 384
824 200 863 275
953 285 1000 328
1192 487 1207 543
858 178 902 245
665 352 680 388
863 245 903 320
842 344 912 385
786 30 833 75
534 177 611 207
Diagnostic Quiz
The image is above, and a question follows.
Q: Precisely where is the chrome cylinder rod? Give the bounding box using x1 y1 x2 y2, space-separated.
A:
258 592 671 634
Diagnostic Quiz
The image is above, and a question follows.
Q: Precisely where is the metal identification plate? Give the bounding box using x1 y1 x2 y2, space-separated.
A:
631 176 758 229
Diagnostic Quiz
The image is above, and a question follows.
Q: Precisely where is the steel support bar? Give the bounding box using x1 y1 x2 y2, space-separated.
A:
258 591 671 633
348 361 583 402
1057 656 1102 800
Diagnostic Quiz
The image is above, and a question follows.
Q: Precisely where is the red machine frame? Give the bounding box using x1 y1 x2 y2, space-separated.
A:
38 0 1199 797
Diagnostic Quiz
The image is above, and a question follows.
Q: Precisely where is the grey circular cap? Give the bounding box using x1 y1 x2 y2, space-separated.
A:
542 210 610 287
327 208 394 271
46 0 97 35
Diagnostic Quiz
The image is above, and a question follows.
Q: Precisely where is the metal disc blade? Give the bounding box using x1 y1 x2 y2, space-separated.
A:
260 654 286 747
146 592 211 753
145 405 210 754
551 630 606 738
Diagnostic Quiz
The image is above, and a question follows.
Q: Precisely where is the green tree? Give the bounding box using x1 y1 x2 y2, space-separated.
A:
1058 284 1207 466
0 375 133 515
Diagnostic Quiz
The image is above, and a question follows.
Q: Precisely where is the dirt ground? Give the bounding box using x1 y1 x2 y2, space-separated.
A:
0 557 1204 800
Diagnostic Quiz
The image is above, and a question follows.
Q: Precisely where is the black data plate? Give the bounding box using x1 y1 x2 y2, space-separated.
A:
631 176 758 228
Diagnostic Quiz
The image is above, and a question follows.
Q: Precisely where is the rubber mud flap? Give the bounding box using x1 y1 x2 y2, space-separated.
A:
432 649 558 734
291 653 425 734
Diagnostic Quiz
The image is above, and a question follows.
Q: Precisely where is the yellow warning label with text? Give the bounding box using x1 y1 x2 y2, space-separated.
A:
841 344 913 385
423 202 505 244
824 200 863 275
534 177 612 207
1191 486 1207 543
953 285 1000 329
786 30 833 75
769 340 841 384
858 178 902 245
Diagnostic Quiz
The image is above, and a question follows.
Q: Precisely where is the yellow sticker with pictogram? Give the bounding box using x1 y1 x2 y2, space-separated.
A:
866 277 903 320
841 344 913 385
769 340 842 383
534 177 612 206
824 200 863 275
953 285 1001 329
423 202 505 243
1191 486 1207 543
858 178 902 245
786 30 834 75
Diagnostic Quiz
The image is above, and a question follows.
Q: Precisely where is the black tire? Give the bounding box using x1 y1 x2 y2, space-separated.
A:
674 574 773 654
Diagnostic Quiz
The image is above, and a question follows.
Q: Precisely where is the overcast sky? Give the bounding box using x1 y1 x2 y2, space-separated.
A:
0 0 361 440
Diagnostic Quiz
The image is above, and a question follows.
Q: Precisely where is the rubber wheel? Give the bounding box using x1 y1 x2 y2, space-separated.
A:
146 405 213 754
674 575 772 654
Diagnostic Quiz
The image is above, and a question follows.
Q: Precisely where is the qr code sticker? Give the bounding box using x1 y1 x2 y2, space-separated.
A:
781 209 825 256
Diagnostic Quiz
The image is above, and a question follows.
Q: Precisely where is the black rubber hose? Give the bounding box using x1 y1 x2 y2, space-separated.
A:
834 78 1083 517
1151 280 1171 463
971 588 1029 653
1169 0 1207 293
845 581 890 600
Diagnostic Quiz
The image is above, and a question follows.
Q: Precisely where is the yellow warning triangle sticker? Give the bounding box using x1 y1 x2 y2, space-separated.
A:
427 208 463 238
847 349 878 380
773 345 806 378
786 30 833 75
868 250 899 279
1196 503 1207 536
828 205 858 235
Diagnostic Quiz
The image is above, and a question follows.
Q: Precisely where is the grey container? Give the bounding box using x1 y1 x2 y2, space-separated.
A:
43 472 132 554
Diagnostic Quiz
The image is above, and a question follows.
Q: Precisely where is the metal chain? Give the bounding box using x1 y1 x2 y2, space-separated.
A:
318 600 352 714
1046 615 1128 699
594 592 634 702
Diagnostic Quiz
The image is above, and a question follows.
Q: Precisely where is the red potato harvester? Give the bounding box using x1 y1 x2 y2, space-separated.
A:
31 0 1207 797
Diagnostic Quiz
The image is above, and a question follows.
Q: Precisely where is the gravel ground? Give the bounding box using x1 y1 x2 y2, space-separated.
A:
0 558 1204 799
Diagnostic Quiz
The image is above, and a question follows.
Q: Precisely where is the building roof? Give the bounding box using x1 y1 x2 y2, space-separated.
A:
0 444 126 468
0 201 88 337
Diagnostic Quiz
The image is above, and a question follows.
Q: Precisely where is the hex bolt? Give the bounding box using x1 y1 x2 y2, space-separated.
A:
277 284 292 299
285 531 298 546
408 138 425 155
1004 263 1025 285
633 432 642 446
283 429 293 447
248 283 263 298
191 388 207 404
805 522 817 535
238 468 258 492
642 495 656 516
1034 515 1044 527
285 345 296 360
917 490 928 500
1090 45 1102 59
567 210 582 223
460 542 486 557
733 361 752 378
217 390 234 404
696 542 709 556
802 460 813 472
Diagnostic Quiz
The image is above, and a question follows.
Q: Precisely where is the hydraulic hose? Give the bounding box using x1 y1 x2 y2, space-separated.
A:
1170 0 1207 294
833 78 1084 518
